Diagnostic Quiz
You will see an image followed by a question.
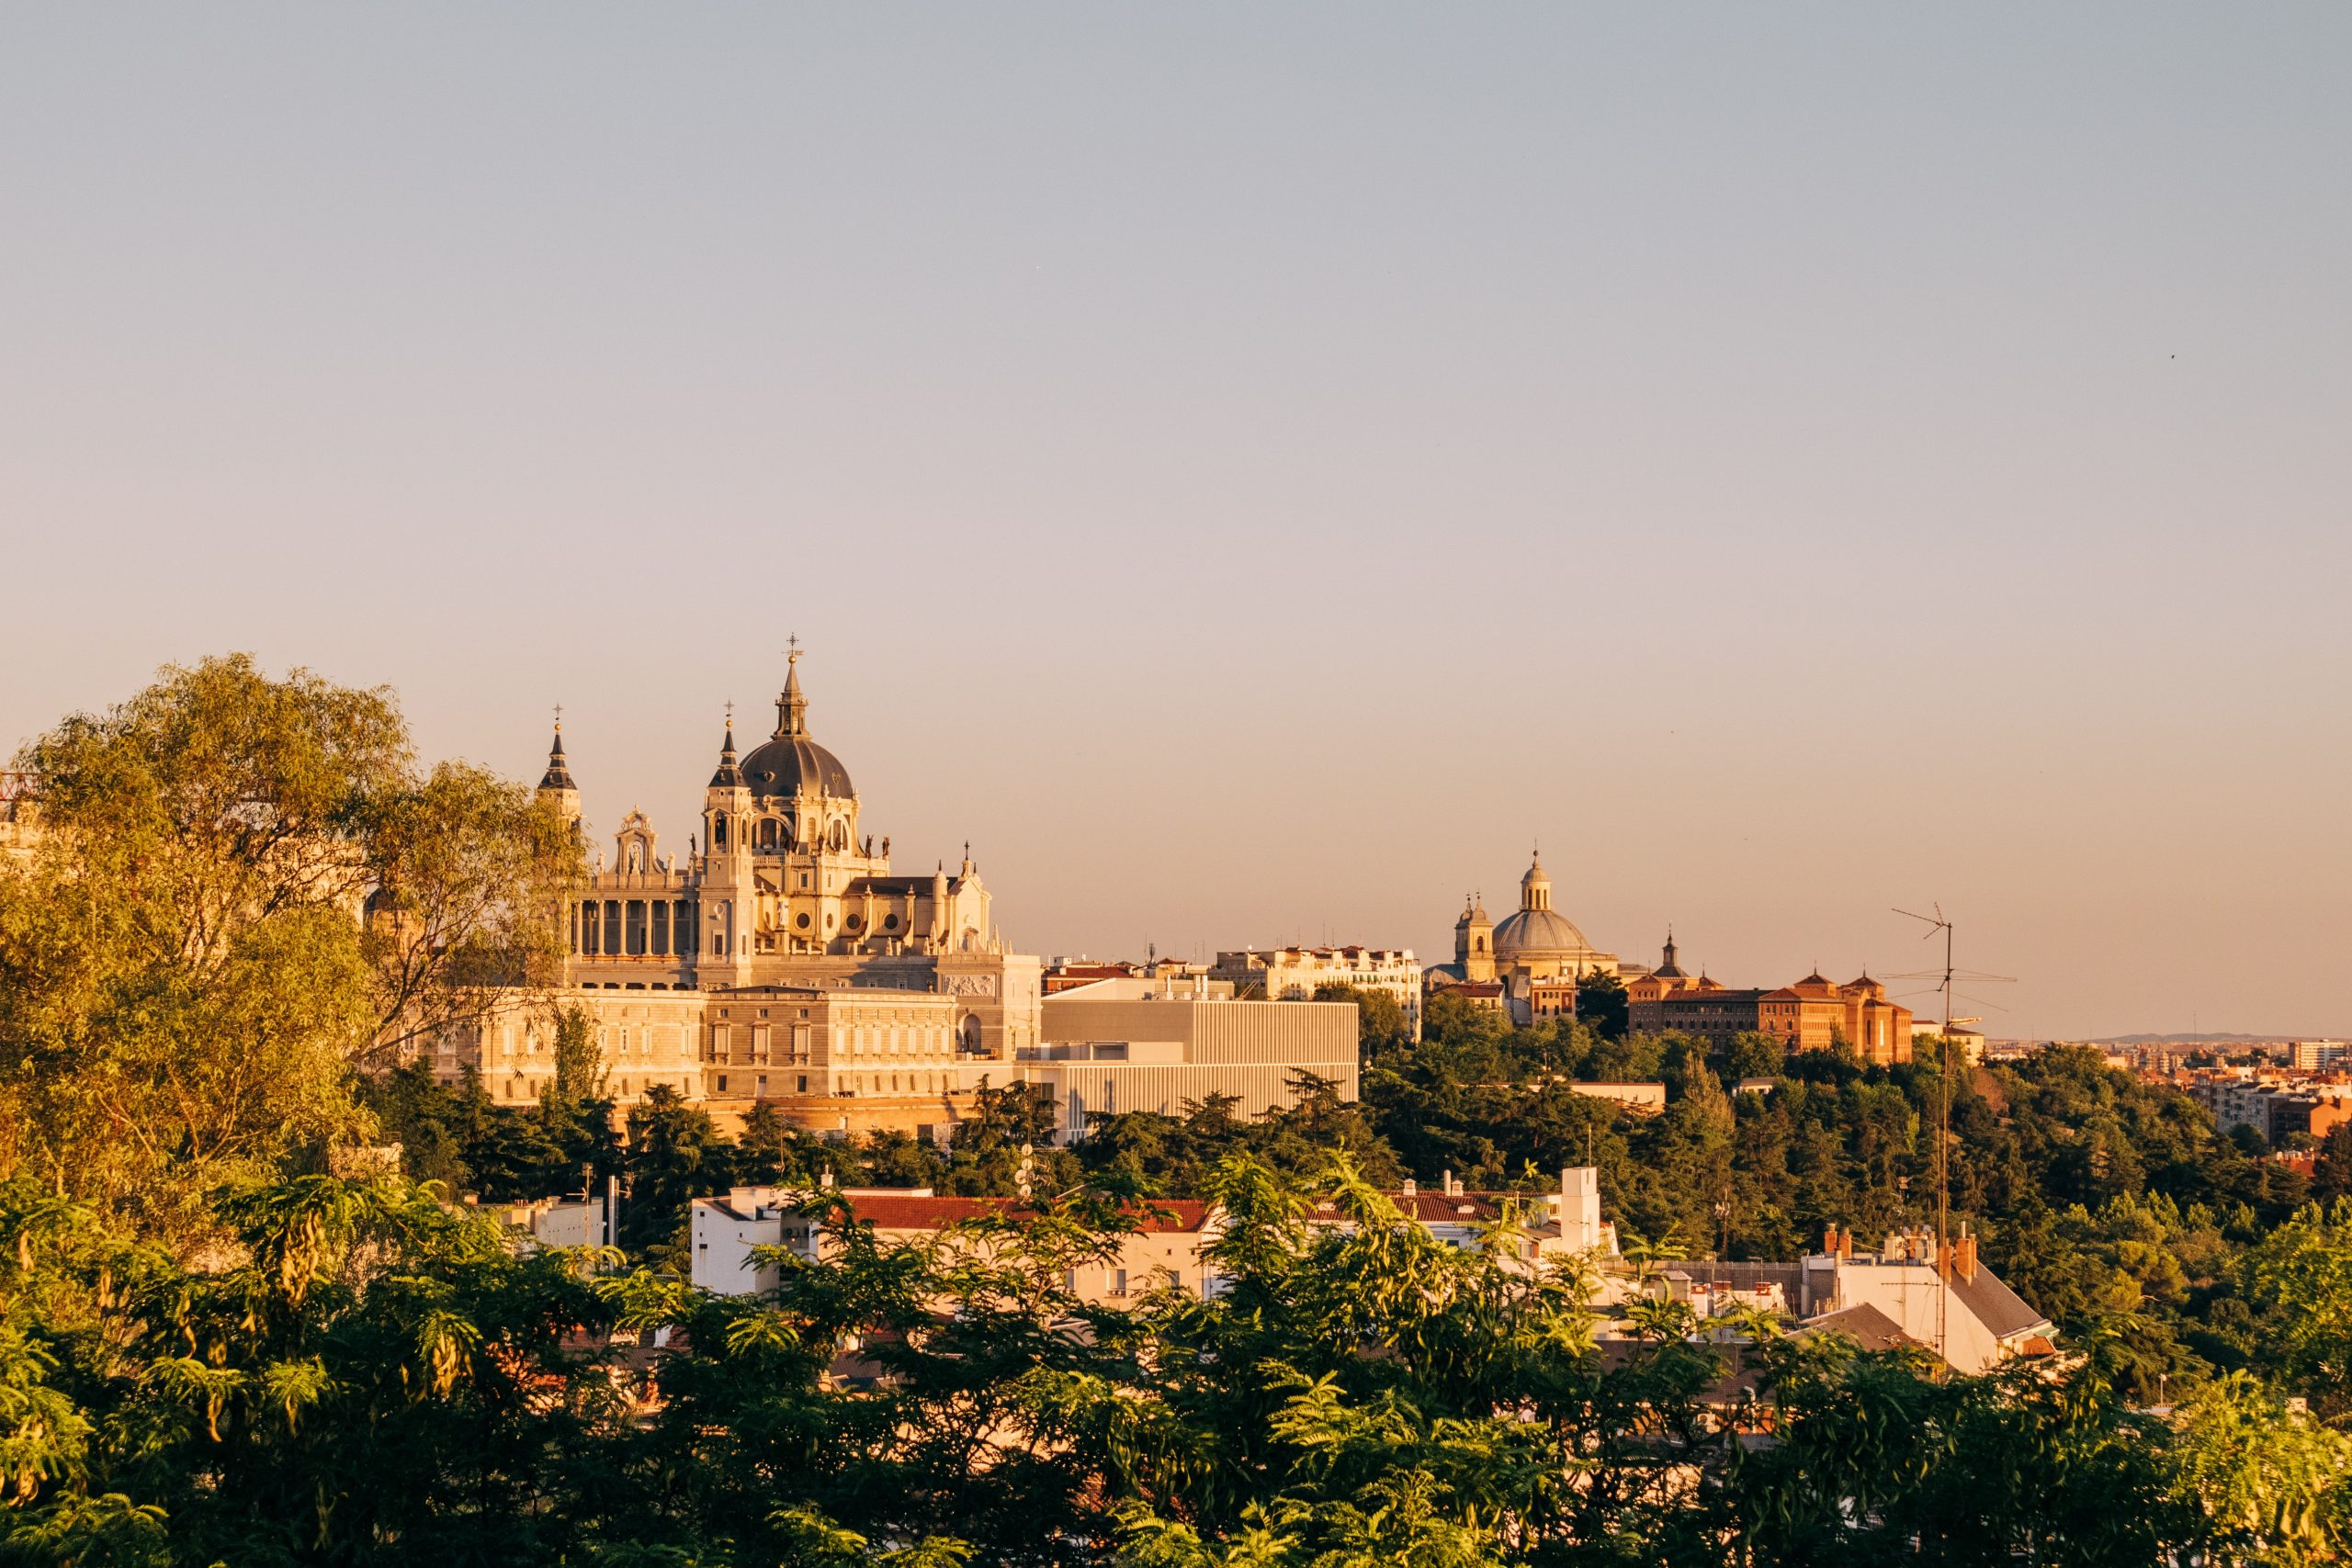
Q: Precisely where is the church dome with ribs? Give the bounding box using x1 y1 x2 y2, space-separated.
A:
741 655 855 800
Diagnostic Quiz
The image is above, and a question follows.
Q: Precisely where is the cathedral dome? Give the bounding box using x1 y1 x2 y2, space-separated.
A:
740 650 855 800
1492 906 1594 961
740 734 854 800
1492 848 1597 961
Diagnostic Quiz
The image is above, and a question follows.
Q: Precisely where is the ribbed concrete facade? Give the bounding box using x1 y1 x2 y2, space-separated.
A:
1034 988 1360 1134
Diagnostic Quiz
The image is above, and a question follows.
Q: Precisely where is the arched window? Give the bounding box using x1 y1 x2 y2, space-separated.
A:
756 818 776 850
712 813 729 849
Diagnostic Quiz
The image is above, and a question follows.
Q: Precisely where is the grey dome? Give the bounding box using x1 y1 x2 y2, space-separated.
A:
740 735 854 800
1492 906 1593 959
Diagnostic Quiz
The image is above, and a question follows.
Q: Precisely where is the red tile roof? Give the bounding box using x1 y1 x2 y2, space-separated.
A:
845 1195 1213 1234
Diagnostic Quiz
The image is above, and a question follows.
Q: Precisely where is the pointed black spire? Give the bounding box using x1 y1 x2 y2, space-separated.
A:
708 711 743 788
774 642 808 738
538 715 575 792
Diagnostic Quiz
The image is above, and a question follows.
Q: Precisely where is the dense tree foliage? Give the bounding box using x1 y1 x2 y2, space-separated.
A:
368 989 2329 1412
0 656 579 1241
6 1163 2350 1565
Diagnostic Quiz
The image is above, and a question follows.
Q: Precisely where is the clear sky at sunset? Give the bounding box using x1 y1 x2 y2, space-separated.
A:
3 6 2346 1039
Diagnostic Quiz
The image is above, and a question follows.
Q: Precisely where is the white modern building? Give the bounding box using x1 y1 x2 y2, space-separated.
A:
1210 946 1422 1039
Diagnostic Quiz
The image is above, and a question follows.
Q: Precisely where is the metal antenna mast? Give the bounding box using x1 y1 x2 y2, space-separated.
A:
1894 904 1958 1371
1883 913 2018 1375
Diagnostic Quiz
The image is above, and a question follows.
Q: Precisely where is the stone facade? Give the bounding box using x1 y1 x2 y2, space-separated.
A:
430 653 1352 1143
1425 851 1619 1027
548 653 1040 1064
1623 936 1912 1065
434 653 1047 1137
1032 976 1362 1137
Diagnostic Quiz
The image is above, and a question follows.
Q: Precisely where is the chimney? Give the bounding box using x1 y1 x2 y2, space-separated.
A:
1952 1231 1978 1282
1441 1168 1453 1198
1402 1178 1417 1199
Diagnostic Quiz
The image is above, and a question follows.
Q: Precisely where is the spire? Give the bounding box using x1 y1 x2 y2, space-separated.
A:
1657 926 1685 979
537 709 575 792
774 639 808 739
708 708 743 789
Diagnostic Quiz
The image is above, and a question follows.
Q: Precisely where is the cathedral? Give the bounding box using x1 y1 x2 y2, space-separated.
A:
443 651 1044 1134
540 650 1037 1054
1424 851 1623 1026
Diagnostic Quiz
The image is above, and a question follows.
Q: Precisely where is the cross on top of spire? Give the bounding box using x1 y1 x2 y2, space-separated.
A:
539 705 576 791
775 641 809 737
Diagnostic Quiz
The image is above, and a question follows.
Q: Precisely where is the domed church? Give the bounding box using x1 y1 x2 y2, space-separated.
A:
536 649 1042 1070
1426 850 1620 1025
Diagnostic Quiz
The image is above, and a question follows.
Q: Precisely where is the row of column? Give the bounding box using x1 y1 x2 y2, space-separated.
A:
575 898 695 958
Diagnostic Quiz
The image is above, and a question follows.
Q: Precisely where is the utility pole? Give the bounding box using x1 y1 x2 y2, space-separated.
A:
1887 908 2018 1374
1894 905 1958 1371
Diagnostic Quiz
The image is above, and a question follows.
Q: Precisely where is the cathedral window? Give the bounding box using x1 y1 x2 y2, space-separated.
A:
713 813 728 849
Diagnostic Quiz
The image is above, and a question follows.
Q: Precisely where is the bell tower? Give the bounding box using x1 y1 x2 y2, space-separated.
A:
536 714 581 831
696 711 755 985
1454 892 1496 983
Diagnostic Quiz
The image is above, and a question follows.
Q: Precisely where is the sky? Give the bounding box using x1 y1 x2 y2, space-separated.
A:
3 6 2346 1040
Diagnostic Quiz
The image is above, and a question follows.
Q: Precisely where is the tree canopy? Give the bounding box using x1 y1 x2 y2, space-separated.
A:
0 655 580 1241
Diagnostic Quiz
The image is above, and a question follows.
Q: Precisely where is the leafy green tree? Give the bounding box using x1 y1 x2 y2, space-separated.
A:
623 1086 734 1261
2242 1199 2352 1419
1576 967 1628 1040
548 1003 607 1110
0 656 578 1241
1308 983 1409 1058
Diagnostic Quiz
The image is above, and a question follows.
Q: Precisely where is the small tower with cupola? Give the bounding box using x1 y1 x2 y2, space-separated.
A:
1453 892 1496 984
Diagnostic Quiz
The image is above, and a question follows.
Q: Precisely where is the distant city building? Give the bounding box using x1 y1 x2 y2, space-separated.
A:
1655 1227 2054 1376
1043 961 1152 995
1810 1224 2055 1375
2289 1039 2348 1071
1209 946 1421 1038
1623 934 1912 1065
1318 1168 1619 1268
1033 976 1360 1138
428 654 1358 1142
1912 1020 1987 1066
1425 851 1620 1026
2188 1074 2352 1145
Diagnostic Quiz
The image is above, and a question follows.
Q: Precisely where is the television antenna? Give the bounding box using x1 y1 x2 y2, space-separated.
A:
1891 905 2016 1372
